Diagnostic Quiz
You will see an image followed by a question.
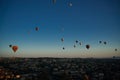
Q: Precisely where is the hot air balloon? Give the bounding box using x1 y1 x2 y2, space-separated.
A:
75 40 78 44
86 44 90 49
79 42 82 45
12 46 18 53
61 38 64 42
74 45 76 48
63 47 65 50
99 41 102 44
9 45 12 48
115 49 117 51
35 27 39 31
104 41 107 45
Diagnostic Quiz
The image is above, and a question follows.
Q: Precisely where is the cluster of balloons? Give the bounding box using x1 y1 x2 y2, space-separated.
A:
8 0 118 55
99 41 118 52
61 38 65 50
9 26 118 55
60 38 118 52
60 38 91 50
9 26 39 54
52 0 118 52
99 41 107 45
74 40 90 49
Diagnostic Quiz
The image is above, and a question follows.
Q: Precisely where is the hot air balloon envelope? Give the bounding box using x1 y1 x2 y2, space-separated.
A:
63 47 65 50
75 40 78 43
79 42 82 45
104 41 107 45
86 44 90 49
9 45 12 48
74 45 76 48
35 27 39 31
99 41 102 44
12 46 18 53
61 38 64 42
115 49 117 51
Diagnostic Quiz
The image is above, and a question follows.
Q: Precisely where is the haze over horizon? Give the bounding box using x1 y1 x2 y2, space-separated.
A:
0 0 120 58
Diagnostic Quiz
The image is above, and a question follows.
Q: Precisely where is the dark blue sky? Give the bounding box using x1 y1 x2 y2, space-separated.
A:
0 0 120 58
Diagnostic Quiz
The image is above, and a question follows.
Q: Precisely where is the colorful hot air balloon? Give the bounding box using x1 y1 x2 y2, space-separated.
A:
12 46 18 53
86 44 90 49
